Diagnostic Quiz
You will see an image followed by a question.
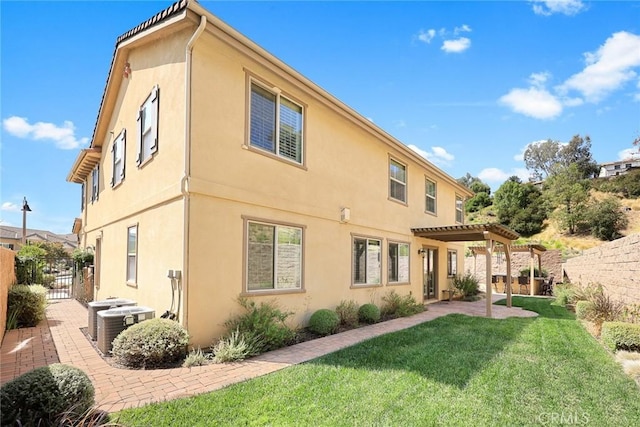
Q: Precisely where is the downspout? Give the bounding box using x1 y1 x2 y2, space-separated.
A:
181 15 207 331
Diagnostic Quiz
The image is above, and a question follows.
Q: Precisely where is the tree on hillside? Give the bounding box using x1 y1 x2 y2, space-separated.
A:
493 177 547 237
458 176 492 213
544 163 591 234
523 139 562 181
559 135 599 179
586 196 628 241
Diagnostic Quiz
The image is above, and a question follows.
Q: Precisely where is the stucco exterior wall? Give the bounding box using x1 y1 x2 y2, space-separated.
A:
563 234 640 305
1 247 16 343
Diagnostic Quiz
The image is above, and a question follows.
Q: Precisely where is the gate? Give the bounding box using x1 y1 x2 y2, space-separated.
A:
16 256 76 300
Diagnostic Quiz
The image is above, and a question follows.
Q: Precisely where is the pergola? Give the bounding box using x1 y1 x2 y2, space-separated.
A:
468 243 547 297
411 223 519 317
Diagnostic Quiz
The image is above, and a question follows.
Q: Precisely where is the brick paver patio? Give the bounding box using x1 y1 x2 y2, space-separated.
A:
1 296 537 413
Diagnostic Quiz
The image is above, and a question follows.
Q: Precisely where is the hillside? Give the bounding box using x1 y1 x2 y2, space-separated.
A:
467 191 640 254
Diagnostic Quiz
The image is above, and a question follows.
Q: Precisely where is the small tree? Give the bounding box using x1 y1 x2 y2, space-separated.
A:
586 196 628 241
544 163 590 234
15 244 47 284
494 177 547 236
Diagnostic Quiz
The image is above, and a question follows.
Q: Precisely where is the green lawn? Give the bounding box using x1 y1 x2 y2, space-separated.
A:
116 297 640 426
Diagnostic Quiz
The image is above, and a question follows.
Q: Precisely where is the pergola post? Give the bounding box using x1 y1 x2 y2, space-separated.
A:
530 248 535 296
505 244 512 308
485 239 493 318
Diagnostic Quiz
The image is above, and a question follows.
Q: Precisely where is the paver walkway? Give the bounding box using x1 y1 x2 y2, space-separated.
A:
1 296 537 413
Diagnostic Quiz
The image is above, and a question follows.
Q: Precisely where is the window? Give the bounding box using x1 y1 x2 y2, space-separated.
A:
127 225 138 284
389 159 407 203
447 249 457 277
137 86 159 166
91 165 100 203
246 221 303 291
388 242 410 283
352 237 381 285
455 194 464 223
81 182 86 211
425 179 436 214
249 82 303 163
614 164 621 170
0 243 14 250
111 129 126 187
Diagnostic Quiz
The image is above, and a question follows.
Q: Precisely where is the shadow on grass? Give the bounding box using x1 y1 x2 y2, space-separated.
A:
309 312 534 389
495 296 575 320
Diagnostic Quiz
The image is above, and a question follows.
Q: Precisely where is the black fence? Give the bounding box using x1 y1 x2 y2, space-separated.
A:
16 256 78 300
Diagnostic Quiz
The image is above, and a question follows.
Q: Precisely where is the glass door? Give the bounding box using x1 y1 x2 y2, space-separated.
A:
423 248 437 300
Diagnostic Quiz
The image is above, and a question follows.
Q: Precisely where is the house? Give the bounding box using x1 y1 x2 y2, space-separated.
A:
66 0 516 347
599 158 640 178
0 225 78 253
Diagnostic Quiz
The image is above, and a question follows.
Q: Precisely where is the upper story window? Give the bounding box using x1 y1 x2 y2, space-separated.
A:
425 179 437 214
246 220 303 292
455 194 464 224
388 241 410 283
614 164 621 170
91 165 100 203
111 129 126 187
249 81 303 164
352 236 381 286
389 158 407 203
81 182 86 211
137 86 159 166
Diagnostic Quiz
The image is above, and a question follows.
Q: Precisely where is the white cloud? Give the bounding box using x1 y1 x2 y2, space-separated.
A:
1 202 20 212
441 37 471 53
478 167 531 183
558 32 640 103
2 116 89 150
454 24 472 35
531 0 586 16
408 144 454 166
417 29 436 44
499 87 563 119
529 71 550 88
619 148 640 160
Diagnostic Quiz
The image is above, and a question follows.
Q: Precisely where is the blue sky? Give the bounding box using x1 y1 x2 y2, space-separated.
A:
1 0 639 234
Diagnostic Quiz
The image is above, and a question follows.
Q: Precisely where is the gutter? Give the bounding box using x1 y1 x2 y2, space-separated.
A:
181 14 207 331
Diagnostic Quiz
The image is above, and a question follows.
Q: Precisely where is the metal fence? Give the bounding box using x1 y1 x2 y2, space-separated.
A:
16 256 77 300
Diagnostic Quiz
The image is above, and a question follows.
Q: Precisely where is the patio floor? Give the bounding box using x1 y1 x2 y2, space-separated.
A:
0 296 537 413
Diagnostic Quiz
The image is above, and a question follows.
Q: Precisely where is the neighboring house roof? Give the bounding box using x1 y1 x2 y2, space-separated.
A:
0 225 78 249
67 0 473 198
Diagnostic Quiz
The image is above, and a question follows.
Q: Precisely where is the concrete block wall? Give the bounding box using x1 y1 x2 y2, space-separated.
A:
563 233 640 305
465 250 563 284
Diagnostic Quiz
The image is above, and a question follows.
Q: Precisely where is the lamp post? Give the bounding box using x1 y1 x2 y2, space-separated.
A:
21 197 31 245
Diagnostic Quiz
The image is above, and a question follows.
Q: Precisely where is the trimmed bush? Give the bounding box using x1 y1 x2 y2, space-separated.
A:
111 318 189 368
0 363 94 426
7 284 48 328
224 298 295 354
335 300 359 328
212 328 259 363
308 309 340 336
381 290 424 318
358 303 380 324
576 300 595 320
601 322 640 353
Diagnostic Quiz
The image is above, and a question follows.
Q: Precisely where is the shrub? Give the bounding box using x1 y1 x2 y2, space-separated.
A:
111 318 189 368
0 363 94 426
358 303 380 324
183 347 210 368
42 274 56 288
381 290 424 318
601 322 640 352
589 289 624 325
335 300 359 328
622 303 640 324
575 300 595 320
224 298 295 354
7 284 48 328
519 267 548 278
212 328 259 363
451 273 480 298
585 196 629 241
308 309 340 336
552 283 575 306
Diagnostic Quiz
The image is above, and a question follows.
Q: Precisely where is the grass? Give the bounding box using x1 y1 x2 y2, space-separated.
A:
116 297 640 426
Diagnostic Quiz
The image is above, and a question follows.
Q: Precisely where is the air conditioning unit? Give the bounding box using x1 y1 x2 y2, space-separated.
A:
97 306 155 355
87 299 137 340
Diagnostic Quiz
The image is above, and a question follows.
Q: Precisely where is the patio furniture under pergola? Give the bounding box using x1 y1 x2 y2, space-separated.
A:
468 243 547 297
412 223 519 317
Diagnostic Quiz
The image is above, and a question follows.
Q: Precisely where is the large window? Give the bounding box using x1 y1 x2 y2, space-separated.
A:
388 242 410 283
112 129 126 187
247 221 303 291
425 179 436 214
352 237 381 285
447 249 457 277
81 182 86 211
91 165 100 203
137 86 159 166
455 194 464 223
127 225 138 284
249 82 303 164
389 159 407 203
